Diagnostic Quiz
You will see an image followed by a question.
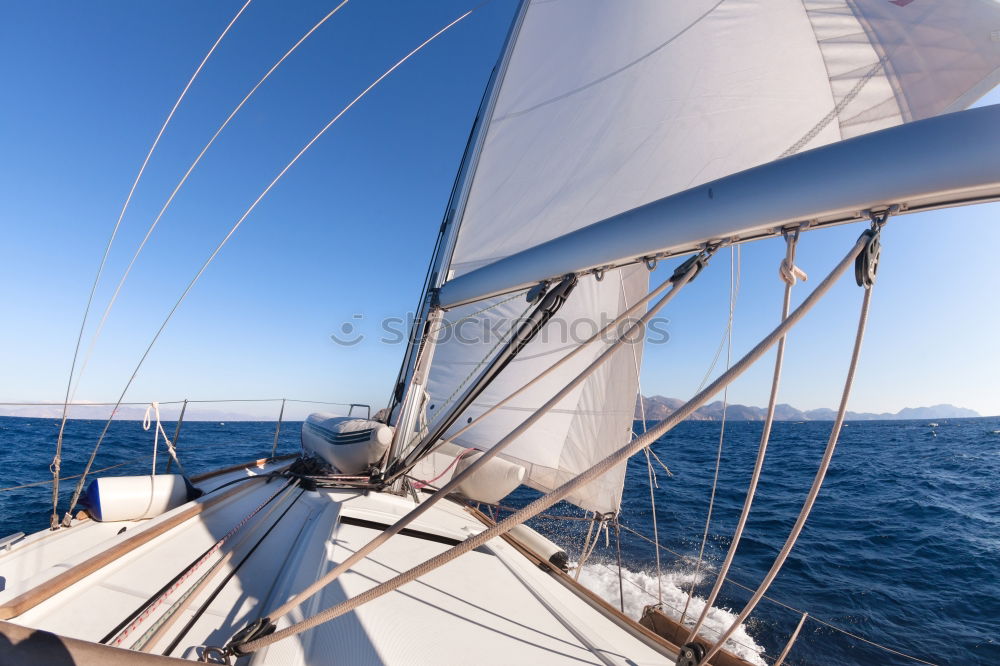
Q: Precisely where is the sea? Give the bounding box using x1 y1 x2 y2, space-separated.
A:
1 415 997 665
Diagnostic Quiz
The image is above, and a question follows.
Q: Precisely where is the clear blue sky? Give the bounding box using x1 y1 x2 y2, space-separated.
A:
1 0 997 419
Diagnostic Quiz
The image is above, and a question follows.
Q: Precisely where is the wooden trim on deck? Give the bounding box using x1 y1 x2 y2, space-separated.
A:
190 453 297 483
0 480 263 620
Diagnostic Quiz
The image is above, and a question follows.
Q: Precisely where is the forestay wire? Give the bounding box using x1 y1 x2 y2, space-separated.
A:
58 3 487 527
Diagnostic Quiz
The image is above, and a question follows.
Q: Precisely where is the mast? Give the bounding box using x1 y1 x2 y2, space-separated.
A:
382 0 531 471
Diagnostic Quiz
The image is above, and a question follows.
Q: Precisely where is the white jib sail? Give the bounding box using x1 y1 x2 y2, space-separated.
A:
425 0 1000 513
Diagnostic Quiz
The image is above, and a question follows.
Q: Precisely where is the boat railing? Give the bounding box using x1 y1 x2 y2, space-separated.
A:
0 397 368 484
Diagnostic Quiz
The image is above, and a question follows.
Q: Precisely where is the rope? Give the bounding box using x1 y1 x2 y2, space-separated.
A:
410 447 475 489
142 402 189 479
573 512 598 581
701 232 880 664
69 2 350 408
620 267 664 604
385 257 695 486
682 245 738 624
242 259 706 641
687 228 802 643
47 0 254 530
0 398 345 407
106 479 292 648
59 6 479 527
234 235 864 655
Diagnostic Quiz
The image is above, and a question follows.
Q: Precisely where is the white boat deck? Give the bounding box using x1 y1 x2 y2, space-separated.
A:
0 462 676 664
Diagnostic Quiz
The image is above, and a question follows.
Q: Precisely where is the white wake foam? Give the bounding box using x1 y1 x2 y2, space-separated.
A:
573 562 767 666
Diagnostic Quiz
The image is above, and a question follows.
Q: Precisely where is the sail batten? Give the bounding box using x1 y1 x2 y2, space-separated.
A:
423 0 1000 513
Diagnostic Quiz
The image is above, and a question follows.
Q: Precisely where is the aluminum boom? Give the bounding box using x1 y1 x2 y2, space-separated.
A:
438 104 1000 310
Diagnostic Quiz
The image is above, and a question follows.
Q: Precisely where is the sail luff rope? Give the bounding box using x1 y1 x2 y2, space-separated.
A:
48 0 254 529
686 227 805 643
700 229 881 664
58 5 483 527
67 1 350 409
681 246 739 625
234 235 866 655
257 259 705 628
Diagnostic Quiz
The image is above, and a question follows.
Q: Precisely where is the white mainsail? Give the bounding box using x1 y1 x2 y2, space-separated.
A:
425 0 1000 513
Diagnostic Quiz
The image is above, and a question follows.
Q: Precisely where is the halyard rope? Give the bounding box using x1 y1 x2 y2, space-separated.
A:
686 227 804 643
232 235 866 655
700 227 882 664
48 0 254 529
59 5 484 527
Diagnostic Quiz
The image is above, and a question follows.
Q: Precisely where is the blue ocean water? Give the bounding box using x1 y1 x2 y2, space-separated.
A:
1 415 997 664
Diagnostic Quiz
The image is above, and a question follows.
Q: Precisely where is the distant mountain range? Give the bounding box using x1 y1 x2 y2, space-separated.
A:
636 395 981 422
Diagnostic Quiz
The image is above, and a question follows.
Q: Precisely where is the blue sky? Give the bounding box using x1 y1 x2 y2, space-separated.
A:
1 0 998 419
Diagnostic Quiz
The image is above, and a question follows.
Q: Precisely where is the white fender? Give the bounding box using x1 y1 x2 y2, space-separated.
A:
84 474 190 522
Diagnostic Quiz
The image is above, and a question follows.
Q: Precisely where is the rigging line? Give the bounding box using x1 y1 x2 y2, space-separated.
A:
59 4 484 527
134 485 303 652
618 268 665 604
48 0 254 530
573 511 596 581
232 237 865 656
693 246 741 394
247 258 707 637
385 258 693 486
700 235 880 664
68 1 350 407
687 229 803 643
681 246 739 625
